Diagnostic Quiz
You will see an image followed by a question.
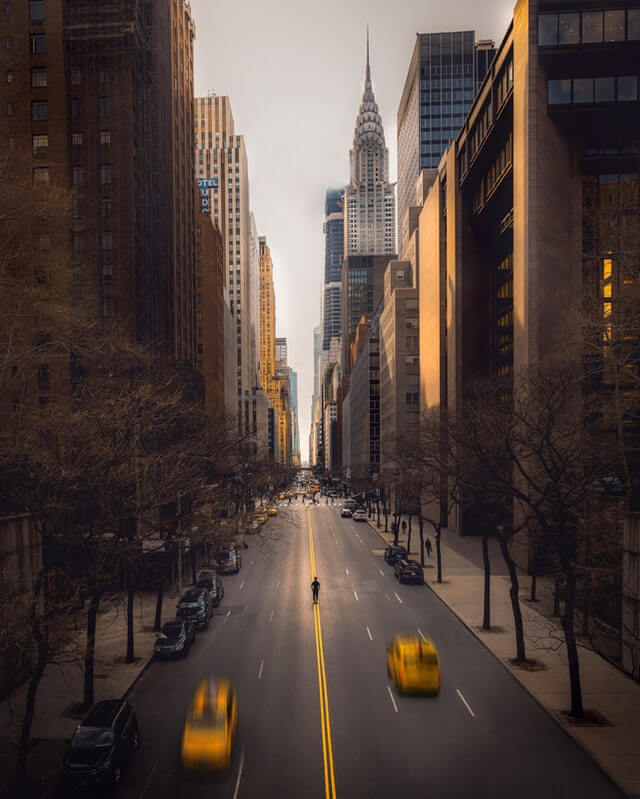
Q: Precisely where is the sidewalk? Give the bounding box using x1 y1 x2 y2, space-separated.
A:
0 589 167 795
369 513 640 798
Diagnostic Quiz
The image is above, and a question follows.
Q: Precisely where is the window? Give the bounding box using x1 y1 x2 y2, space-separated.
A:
29 0 45 19
582 11 603 43
558 13 579 44
7 103 14 116
618 75 638 101
548 79 572 105
573 78 593 104
70 69 81 86
595 76 615 102
102 232 112 250
5 37 12 49
604 9 625 41
72 132 82 145
31 67 47 87
101 198 111 218
629 9 640 40
6 69 13 83
405 392 419 405
72 166 83 186
32 134 48 154
33 167 49 184
30 34 46 54
99 96 109 117
71 99 80 119
37 364 50 389
4 2 12 16
100 130 110 145
100 165 111 184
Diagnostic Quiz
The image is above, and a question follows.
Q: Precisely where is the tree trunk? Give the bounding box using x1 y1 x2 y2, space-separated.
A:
499 538 527 662
435 526 443 583
126 580 135 663
17 569 48 785
82 592 101 709
191 545 197 585
553 576 561 616
153 581 164 632
482 534 491 630
407 515 413 556
530 573 537 602
561 561 584 717
418 516 425 567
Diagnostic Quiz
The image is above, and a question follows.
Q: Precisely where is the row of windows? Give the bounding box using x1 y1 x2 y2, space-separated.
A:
538 9 640 46
472 135 513 214
549 75 640 105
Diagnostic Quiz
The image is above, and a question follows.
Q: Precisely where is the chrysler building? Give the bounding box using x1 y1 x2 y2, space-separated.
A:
344 35 396 256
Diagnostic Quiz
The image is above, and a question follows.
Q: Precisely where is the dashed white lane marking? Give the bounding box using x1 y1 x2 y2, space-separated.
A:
269 609 274 623
240 580 245 590
387 686 399 713
251 561 255 566
394 592 403 604
353 590 359 601
139 758 159 799
258 659 264 680
366 626 373 640
224 610 231 624
457 689 475 718
417 628 426 641
276 579 280 587
385 593 390 601
379 569 385 576
345 568 350 576
233 747 245 799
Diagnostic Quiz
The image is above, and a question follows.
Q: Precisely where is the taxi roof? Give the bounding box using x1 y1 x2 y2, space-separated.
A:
191 678 230 717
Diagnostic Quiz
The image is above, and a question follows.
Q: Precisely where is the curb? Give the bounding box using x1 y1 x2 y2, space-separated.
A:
365 518 631 798
122 653 155 701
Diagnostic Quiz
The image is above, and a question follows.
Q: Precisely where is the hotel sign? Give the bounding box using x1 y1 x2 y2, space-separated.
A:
196 177 218 213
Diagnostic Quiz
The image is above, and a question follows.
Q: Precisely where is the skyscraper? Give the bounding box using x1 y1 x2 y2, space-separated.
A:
397 32 495 234
194 96 254 430
344 35 396 258
322 188 345 351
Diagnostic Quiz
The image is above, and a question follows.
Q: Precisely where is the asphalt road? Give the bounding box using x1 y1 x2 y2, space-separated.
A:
115 499 625 799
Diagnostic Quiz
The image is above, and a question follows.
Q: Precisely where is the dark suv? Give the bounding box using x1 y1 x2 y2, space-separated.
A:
60 699 139 789
216 547 241 575
394 559 424 584
196 570 225 607
384 545 408 565
176 588 213 630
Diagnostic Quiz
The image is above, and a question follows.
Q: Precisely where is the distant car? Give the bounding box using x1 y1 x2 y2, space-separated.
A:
279 493 285 500
267 506 278 516
176 588 213 630
217 548 241 575
344 499 357 511
387 634 440 695
155 620 196 659
384 545 408 565
341 507 353 518
181 677 238 772
394 559 424 584
196 573 224 607
60 699 140 789
352 509 367 522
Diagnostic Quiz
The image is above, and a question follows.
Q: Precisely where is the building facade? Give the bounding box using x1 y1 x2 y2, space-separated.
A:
344 40 396 258
397 31 495 235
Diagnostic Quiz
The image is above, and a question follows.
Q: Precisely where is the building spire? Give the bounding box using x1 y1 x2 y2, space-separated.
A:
366 25 371 87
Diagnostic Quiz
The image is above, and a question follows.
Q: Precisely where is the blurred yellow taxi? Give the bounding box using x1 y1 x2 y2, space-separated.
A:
387 635 440 695
278 493 285 500
267 506 278 517
181 678 238 771
254 510 268 524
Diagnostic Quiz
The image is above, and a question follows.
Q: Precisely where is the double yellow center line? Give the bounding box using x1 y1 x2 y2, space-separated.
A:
307 506 337 799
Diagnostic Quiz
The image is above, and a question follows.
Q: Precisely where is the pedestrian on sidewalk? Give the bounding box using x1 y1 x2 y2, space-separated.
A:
425 537 432 557
401 520 407 535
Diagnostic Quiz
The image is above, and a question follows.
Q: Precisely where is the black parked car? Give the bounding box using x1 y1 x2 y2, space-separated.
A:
394 558 424 584
60 699 139 790
196 570 225 607
216 547 241 575
384 545 408 565
154 620 196 659
176 588 213 630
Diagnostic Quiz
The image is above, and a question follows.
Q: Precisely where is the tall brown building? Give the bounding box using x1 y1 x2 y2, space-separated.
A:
1 0 196 364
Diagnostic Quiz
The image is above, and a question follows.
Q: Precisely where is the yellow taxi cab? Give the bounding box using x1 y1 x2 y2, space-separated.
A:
254 510 268 524
278 493 285 500
181 678 238 771
386 635 440 695
267 506 278 517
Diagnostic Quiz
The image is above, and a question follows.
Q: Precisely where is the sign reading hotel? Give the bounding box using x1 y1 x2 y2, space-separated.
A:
196 177 218 213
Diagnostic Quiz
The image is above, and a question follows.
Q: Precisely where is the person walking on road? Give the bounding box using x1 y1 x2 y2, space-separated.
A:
425 537 433 557
311 577 320 604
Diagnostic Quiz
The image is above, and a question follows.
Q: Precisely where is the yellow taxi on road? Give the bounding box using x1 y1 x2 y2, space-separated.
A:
387 635 440 695
278 493 285 500
267 506 278 516
254 510 268 524
181 678 238 771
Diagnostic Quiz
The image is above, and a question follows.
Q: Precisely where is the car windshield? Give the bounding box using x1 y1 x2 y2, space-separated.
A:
188 705 226 730
161 622 184 637
220 552 236 562
72 727 115 749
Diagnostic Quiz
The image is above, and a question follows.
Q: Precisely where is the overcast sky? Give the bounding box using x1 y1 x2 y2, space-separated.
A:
190 0 514 463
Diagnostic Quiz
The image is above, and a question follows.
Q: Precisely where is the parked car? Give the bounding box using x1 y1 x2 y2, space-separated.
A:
387 634 440 695
217 547 242 574
340 507 353 518
176 588 213 630
60 699 140 789
155 620 196 659
196 571 224 607
384 545 408 565
394 559 424 584
344 499 357 510
352 509 367 522
181 677 238 772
